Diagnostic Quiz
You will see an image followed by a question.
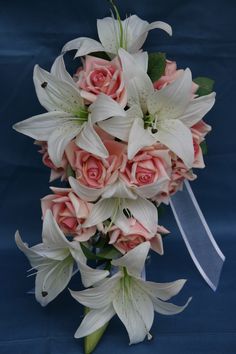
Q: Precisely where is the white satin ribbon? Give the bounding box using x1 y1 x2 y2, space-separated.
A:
170 180 225 291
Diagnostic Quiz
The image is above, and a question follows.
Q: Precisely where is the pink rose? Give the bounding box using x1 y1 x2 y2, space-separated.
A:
75 55 127 107
120 145 171 188
191 120 211 139
41 188 96 241
109 218 169 254
66 139 126 189
154 157 197 204
36 141 68 182
153 60 199 95
170 158 196 191
192 134 205 169
191 120 211 169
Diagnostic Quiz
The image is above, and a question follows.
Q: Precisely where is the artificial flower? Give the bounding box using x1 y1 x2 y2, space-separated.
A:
70 242 191 344
153 59 199 95
93 49 216 168
69 173 167 234
62 15 172 57
65 139 125 189
15 210 108 306
35 140 68 182
120 144 171 189
120 49 216 167
13 55 109 167
153 157 197 205
108 218 168 254
192 133 205 168
75 55 127 106
41 187 96 241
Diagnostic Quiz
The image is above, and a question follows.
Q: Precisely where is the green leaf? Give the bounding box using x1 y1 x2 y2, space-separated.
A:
66 164 75 178
148 52 166 82
193 77 215 96
94 234 109 248
97 246 122 260
81 243 121 261
84 307 109 354
200 141 208 155
90 51 110 60
157 204 166 217
80 243 99 261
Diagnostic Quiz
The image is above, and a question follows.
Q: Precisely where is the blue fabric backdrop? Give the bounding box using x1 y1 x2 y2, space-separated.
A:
0 0 235 353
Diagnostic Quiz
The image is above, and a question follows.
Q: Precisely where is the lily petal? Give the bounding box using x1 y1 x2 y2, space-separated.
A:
147 20 172 35
76 119 109 158
102 179 137 200
90 94 126 124
128 119 156 159
180 92 216 127
74 305 115 338
35 256 73 306
131 51 149 72
156 119 194 168
70 273 121 309
83 198 117 228
51 55 76 86
114 208 131 233
124 15 172 53
15 231 45 269
98 104 140 142
33 65 83 113
129 281 154 341
97 17 120 54
125 197 158 234
48 122 82 167
150 234 164 255
113 279 154 344
68 245 86 265
153 297 192 315
31 244 70 262
147 68 192 119
136 176 170 199
75 260 110 288
13 111 72 141
42 210 71 249
112 242 150 278
119 48 154 112
98 115 133 142
69 176 103 202
137 278 187 301
62 37 105 57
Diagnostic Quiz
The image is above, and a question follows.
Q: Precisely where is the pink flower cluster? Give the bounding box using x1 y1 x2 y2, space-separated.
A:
38 56 211 254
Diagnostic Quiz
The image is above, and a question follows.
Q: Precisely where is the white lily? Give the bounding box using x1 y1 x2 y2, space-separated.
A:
13 56 108 167
94 50 216 168
69 174 170 234
62 14 172 57
70 242 191 344
15 210 108 306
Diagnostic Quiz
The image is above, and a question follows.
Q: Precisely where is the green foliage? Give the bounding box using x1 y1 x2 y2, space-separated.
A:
148 52 166 82
200 141 208 155
97 246 121 259
81 243 121 261
193 77 215 96
66 165 75 178
90 51 110 60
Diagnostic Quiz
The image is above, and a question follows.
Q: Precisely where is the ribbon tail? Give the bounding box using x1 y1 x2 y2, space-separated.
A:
170 180 225 291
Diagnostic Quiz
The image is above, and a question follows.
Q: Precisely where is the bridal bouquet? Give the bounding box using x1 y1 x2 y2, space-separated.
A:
13 1 224 353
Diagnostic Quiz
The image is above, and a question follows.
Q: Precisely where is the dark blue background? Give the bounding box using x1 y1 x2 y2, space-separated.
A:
0 0 235 353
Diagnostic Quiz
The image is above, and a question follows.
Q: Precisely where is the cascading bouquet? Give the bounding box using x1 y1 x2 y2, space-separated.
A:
13 1 225 353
